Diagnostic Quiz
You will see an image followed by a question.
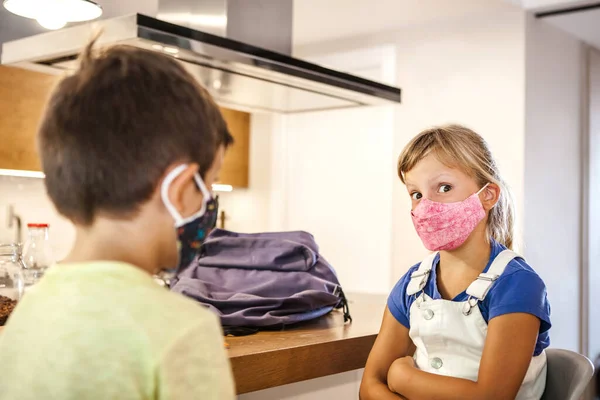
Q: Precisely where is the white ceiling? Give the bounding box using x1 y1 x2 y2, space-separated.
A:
499 0 600 51
509 0 600 51
4 0 598 53
512 0 596 10
1 0 517 48
292 0 515 45
539 8 600 50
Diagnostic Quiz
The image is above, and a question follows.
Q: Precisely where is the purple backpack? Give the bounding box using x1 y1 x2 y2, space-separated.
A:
170 229 351 331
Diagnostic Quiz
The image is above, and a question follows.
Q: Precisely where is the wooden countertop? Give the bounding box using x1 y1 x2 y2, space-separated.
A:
0 295 386 395
227 294 385 394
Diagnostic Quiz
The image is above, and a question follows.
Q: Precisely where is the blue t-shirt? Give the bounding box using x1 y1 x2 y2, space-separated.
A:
388 240 551 356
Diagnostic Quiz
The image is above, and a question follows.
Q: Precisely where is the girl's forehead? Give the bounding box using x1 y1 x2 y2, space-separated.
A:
405 154 471 184
408 154 456 175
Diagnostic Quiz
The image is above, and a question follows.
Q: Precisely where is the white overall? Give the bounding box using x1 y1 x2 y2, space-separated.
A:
406 250 547 400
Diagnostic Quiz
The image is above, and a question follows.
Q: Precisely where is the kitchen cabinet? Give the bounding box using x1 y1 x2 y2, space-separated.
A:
0 66 54 171
0 65 250 188
219 108 250 188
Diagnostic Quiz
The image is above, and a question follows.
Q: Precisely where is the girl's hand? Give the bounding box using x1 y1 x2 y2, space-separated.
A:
387 356 416 393
360 308 414 400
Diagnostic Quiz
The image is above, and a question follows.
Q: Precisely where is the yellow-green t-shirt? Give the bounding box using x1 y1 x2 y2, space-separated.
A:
0 261 235 400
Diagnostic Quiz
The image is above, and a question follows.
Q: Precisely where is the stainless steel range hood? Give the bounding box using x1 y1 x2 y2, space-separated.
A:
1 1 401 113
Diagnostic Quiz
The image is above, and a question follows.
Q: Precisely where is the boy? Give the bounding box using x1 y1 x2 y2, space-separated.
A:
0 39 235 399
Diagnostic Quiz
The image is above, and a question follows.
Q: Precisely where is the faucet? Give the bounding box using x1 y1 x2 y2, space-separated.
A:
7 205 22 244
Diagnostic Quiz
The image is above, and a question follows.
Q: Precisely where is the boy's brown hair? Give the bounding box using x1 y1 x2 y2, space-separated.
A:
38 40 233 225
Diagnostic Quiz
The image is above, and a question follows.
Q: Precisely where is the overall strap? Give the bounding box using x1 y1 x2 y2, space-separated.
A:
406 252 438 296
465 250 520 301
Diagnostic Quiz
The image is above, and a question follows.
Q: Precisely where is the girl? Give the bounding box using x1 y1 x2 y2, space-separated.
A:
360 125 551 400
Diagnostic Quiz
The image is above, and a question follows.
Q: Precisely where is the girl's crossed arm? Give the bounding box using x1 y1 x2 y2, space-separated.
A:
387 312 540 400
359 307 414 400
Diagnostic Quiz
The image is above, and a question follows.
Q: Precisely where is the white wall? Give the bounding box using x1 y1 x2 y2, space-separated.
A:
293 0 515 46
296 7 528 283
247 8 528 400
282 105 395 295
217 113 285 233
524 14 584 352
587 49 600 361
220 45 399 296
392 8 528 279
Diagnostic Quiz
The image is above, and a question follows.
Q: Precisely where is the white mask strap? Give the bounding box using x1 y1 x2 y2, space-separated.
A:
160 164 212 227
476 183 490 195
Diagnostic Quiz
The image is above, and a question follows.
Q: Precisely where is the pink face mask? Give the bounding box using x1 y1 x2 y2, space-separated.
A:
411 185 488 251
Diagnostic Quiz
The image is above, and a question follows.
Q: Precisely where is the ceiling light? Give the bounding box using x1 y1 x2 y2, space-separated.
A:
212 184 233 192
36 15 67 30
157 13 227 29
163 46 179 55
3 0 102 28
0 169 46 179
0 170 237 191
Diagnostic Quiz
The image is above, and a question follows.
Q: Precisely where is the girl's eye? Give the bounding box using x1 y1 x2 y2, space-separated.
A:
438 184 452 193
411 192 422 200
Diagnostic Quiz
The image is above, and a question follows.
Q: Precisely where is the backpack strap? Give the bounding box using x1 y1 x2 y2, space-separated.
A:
406 252 438 296
465 250 520 301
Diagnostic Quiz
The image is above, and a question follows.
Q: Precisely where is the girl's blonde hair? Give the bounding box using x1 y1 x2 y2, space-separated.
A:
398 124 515 249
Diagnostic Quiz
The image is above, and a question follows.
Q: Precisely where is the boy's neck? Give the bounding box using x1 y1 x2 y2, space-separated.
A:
64 218 164 275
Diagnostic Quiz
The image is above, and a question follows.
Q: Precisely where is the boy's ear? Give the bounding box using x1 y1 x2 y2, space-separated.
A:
166 163 200 216
481 183 500 211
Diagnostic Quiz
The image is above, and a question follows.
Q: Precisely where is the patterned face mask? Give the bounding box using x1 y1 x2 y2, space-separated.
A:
411 184 488 251
160 164 216 272
175 195 218 270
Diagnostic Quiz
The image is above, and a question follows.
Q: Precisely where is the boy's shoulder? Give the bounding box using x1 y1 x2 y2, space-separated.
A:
39 261 221 341
154 286 219 328
108 268 222 341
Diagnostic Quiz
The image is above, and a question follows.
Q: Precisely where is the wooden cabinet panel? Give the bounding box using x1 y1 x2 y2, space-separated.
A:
0 66 58 171
0 66 250 188
219 108 250 188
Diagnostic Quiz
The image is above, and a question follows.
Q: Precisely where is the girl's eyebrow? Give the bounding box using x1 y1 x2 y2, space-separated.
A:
406 172 455 190
428 172 453 184
405 180 417 190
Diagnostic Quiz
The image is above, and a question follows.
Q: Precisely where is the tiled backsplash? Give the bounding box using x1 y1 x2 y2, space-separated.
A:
0 176 75 261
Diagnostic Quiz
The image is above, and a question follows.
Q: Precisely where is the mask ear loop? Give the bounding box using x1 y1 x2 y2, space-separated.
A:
161 164 212 228
476 182 490 196
193 173 212 203
161 164 188 226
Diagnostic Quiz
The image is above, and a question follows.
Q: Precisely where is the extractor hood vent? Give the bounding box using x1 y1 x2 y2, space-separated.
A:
1 13 401 113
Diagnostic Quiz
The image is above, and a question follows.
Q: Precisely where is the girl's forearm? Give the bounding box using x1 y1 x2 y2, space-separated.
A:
391 368 481 400
360 379 407 400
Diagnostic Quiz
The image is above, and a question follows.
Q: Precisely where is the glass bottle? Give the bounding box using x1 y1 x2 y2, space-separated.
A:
22 223 55 286
0 243 25 325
